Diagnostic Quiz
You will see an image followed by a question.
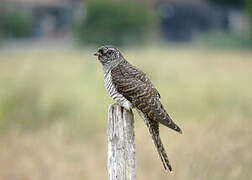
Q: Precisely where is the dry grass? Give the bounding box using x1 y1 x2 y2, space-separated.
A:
0 46 252 179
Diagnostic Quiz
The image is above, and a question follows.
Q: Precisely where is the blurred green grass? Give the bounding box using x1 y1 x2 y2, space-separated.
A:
0 46 252 179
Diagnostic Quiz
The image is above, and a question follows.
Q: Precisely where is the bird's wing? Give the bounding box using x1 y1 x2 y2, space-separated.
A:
111 60 159 102
111 60 182 134
123 63 161 99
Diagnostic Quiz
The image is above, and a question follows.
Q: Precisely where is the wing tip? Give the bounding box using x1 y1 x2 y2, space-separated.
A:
178 128 183 135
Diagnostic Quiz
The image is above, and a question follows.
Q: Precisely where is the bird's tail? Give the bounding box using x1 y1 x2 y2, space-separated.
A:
148 121 173 173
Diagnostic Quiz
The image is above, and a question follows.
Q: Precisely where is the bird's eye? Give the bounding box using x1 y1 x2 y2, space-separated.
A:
107 50 113 55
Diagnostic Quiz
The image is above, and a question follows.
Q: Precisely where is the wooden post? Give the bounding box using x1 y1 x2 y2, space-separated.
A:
107 104 136 180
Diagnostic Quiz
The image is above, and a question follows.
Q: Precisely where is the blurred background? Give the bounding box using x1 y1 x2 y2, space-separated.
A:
0 0 252 179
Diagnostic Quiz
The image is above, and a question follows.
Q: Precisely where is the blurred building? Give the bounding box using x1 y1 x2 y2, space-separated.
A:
2 0 82 38
155 0 247 41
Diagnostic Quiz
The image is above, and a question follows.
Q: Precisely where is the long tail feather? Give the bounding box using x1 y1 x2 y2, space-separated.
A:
148 121 173 172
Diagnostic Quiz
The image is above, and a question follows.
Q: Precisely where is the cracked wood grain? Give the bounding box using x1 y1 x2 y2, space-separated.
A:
107 104 136 180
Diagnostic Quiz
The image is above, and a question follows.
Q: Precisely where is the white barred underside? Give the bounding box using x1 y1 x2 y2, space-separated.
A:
104 71 132 110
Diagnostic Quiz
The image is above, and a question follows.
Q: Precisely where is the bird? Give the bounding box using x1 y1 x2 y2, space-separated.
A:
94 45 182 173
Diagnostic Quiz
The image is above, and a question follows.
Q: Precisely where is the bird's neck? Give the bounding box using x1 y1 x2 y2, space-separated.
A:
102 58 125 74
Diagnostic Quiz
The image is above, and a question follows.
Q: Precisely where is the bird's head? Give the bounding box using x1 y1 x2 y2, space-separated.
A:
94 45 122 65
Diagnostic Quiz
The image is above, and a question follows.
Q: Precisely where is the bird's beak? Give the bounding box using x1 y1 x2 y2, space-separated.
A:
94 52 102 57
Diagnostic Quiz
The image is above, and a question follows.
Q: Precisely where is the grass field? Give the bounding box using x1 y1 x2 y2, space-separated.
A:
0 45 252 180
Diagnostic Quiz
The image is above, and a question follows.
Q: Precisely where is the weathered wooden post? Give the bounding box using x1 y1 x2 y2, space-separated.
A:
107 104 136 180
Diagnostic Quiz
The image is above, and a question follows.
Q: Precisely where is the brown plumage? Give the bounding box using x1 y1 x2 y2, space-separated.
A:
94 45 182 172
111 59 182 134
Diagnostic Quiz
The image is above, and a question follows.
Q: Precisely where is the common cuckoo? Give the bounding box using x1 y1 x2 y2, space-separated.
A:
94 45 182 172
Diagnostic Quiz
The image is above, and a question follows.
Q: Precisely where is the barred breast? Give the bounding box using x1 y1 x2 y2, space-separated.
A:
104 71 132 110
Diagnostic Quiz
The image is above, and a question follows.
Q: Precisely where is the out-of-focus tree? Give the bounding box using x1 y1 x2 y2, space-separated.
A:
2 11 34 38
0 4 3 40
74 0 156 46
